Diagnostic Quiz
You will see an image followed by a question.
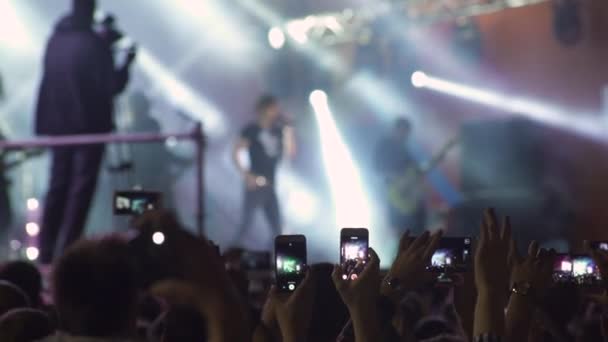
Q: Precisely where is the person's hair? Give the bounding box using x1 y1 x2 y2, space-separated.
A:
395 117 412 131
53 238 138 337
0 281 30 316
255 94 278 115
0 308 54 342
71 0 96 20
0 261 42 307
308 263 349 342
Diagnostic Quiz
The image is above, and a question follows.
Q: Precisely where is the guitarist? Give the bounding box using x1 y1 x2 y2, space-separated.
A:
374 117 426 232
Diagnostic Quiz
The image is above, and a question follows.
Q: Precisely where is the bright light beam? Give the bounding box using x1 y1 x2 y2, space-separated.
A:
0 0 34 53
413 71 604 140
137 49 226 137
310 90 371 228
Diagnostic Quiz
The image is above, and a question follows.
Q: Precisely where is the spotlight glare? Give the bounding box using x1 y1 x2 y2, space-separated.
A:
152 231 165 245
26 198 39 211
311 90 371 227
309 90 328 107
411 71 428 88
26 247 39 261
268 27 286 49
25 222 40 237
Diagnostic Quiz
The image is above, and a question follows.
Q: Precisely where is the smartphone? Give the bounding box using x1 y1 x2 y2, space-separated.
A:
553 254 601 286
114 191 162 215
340 228 369 281
429 237 473 273
275 235 307 292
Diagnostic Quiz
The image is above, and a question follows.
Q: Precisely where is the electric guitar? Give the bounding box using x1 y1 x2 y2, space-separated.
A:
387 137 459 216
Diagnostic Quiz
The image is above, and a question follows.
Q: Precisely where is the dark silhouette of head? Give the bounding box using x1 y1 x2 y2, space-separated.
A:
53 238 138 338
255 94 280 123
71 0 96 24
393 117 412 141
0 308 54 342
0 281 30 317
308 263 349 342
0 261 43 307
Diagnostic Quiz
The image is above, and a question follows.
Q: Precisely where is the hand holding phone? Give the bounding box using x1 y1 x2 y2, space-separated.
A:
275 235 307 292
429 237 473 273
340 228 369 281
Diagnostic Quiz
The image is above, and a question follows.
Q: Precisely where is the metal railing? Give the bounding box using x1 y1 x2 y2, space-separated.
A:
0 122 206 237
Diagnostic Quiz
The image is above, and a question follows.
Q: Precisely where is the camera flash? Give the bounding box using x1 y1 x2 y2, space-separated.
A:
152 232 165 245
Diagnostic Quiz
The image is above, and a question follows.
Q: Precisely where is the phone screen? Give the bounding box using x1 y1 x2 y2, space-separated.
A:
429 237 472 273
340 228 369 281
553 254 601 285
275 235 307 292
114 191 161 216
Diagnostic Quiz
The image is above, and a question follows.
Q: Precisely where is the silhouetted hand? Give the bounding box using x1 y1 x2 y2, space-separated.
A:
266 269 316 342
332 248 382 342
475 208 511 295
333 248 381 310
381 230 442 300
510 240 554 292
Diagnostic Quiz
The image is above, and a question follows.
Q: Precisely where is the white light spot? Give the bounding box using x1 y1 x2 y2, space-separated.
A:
152 231 165 245
309 90 327 107
26 198 39 211
411 71 428 88
25 222 40 237
268 27 285 49
26 247 39 261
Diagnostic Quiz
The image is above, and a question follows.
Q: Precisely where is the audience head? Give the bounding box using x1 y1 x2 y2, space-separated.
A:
0 308 54 342
0 261 42 307
0 280 30 316
394 117 412 140
71 0 96 24
255 94 280 122
53 237 138 338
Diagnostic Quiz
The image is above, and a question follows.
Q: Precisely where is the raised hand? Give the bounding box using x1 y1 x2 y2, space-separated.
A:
473 208 512 338
381 230 442 301
332 248 382 342
474 208 512 295
506 240 555 342
509 240 555 292
266 269 316 342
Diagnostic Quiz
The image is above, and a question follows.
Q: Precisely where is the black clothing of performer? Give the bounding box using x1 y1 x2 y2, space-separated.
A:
237 122 283 238
374 136 426 231
35 13 130 263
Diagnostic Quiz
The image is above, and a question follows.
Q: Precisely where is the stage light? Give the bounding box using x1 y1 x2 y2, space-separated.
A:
26 247 39 261
310 90 371 228
26 198 39 211
411 71 428 88
0 0 34 53
25 222 40 237
309 90 328 106
268 27 286 49
411 71 603 139
286 19 310 44
152 231 165 245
